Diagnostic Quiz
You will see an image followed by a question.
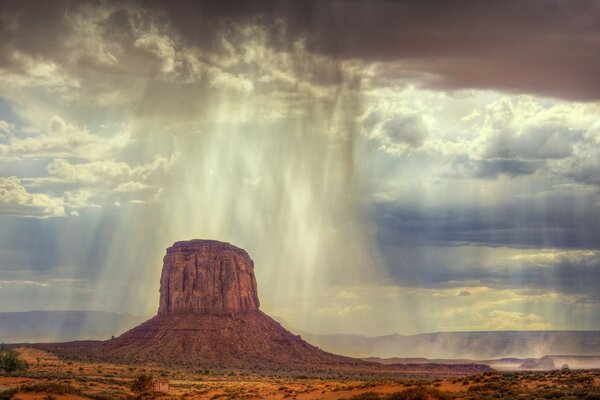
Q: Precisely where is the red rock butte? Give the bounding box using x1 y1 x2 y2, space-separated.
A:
158 240 260 316
36 239 492 375
39 240 365 370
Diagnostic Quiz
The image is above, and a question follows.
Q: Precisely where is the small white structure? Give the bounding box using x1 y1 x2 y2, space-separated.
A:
155 378 169 393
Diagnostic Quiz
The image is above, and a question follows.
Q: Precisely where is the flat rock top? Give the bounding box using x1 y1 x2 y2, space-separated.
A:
167 239 248 255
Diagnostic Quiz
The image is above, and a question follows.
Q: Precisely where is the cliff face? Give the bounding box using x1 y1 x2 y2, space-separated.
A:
158 240 260 316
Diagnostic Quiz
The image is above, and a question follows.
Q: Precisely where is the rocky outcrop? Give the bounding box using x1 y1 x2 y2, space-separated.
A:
45 239 360 370
520 356 557 370
158 240 259 316
36 239 492 375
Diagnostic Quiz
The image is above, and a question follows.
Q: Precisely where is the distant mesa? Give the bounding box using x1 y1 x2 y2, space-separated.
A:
37 239 491 374
520 356 557 370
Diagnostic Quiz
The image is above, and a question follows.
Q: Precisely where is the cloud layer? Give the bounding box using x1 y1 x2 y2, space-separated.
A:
0 0 598 335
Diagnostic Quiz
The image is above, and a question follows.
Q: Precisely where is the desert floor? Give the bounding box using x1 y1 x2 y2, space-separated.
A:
0 347 599 399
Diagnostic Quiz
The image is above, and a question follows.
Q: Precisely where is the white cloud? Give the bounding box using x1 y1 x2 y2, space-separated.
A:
473 97 582 160
0 54 81 93
335 290 359 300
2 152 175 215
134 30 177 73
0 120 14 144
0 176 65 217
486 310 551 330
361 112 429 154
46 155 171 185
64 189 97 209
114 181 153 193
363 89 599 162
450 97 600 186
0 116 130 160
47 158 131 184
0 278 86 288
207 66 254 92
512 250 600 267
0 120 13 134
0 279 50 288
314 302 372 317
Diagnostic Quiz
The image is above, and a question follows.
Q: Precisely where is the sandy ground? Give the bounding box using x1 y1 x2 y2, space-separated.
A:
1 347 599 399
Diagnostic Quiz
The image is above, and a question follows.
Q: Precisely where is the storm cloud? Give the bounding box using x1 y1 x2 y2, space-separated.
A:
1 1 600 100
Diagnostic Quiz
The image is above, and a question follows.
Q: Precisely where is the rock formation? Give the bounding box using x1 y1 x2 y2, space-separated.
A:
37 239 492 375
520 356 557 370
40 240 362 370
158 240 259 316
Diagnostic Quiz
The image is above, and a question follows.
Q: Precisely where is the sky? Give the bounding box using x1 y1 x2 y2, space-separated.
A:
0 0 599 336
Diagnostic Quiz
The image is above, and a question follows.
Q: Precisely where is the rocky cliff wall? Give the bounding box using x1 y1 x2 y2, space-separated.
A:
158 240 260 315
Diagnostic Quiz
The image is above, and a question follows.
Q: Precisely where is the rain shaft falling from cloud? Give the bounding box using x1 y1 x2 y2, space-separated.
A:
38 7 385 320
0 2 386 335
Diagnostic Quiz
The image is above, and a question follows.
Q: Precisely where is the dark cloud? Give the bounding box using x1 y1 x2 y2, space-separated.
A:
360 111 429 152
475 159 539 179
141 0 600 99
0 217 62 273
280 0 600 100
565 149 600 186
1 1 599 100
371 192 600 297
0 214 113 279
449 156 540 179
371 192 600 250
377 242 600 300
0 0 73 67
484 125 581 160
382 115 427 149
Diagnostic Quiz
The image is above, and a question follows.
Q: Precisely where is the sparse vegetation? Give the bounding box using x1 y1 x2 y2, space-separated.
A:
19 382 81 395
130 372 155 394
346 386 450 400
0 388 17 400
347 392 382 400
0 347 600 400
0 350 28 373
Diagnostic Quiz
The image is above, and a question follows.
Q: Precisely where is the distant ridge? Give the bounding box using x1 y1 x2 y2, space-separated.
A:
301 330 600 359
0 310 146 343
3 311 599 362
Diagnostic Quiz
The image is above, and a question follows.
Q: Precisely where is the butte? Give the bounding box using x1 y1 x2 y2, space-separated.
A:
42 240 362 371
37 240 490 375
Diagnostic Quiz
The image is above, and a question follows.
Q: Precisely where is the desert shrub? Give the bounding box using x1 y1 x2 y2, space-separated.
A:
386 387 427 400
347 392 382 400
0 388 17 400
0 350 28 373
86 390 129 400
386 386 450 400
20 382 80 395
130 373 154 394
